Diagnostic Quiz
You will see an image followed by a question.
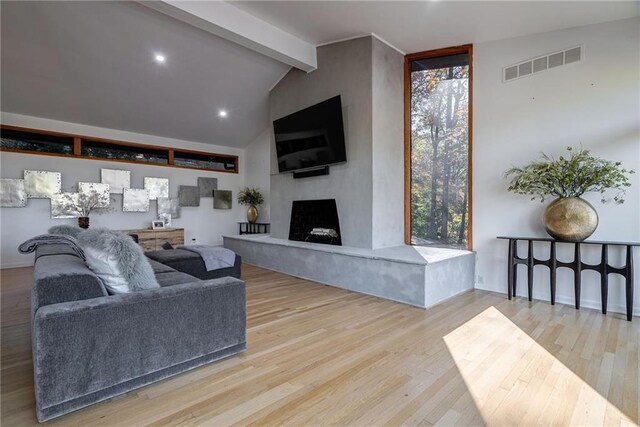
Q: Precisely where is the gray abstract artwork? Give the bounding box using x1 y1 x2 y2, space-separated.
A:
122 188 150 212
24 170 61 198
157 197 181 219
0 178 27 207
213 190 232 209
197 177 218 197
78 182 110 208
178 186 200 207
51 193 81 219
144 177 169 200
101 169 131 194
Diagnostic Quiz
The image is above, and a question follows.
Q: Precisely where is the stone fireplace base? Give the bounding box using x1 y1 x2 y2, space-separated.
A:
223 234 475 308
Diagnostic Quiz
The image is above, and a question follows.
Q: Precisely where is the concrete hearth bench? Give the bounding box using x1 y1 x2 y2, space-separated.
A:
223 234 475 309
146 248 242 280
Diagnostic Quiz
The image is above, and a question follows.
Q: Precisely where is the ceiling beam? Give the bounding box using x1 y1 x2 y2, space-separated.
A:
139 1 317 72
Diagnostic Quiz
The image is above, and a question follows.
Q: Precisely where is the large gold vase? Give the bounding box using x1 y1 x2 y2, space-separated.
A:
247 205 258 223
543 197 598 242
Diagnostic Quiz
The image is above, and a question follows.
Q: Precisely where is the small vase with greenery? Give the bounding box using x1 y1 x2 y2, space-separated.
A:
57 190 113 229
237 187 264 224
505 146 634 241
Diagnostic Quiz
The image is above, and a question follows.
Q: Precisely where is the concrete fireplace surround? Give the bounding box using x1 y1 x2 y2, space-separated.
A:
224 235 475 308
268 36 405 250
225 35 476 308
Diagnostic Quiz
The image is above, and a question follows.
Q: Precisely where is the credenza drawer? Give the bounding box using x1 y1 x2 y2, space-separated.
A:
125 228 184 251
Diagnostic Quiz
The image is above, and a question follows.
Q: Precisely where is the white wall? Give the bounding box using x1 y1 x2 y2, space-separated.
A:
244 129 271 222
0 112 246 268
473 18 640 315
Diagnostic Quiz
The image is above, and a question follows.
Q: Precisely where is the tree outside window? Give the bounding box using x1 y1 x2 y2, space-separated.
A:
409 50 470 248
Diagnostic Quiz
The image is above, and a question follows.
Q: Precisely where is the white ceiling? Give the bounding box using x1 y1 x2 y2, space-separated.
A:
231 1 640 54
2 1 637 149
0 1 290 148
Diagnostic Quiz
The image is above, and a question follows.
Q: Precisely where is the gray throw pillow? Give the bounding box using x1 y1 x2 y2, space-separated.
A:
77 228 160 294
48 224 85 238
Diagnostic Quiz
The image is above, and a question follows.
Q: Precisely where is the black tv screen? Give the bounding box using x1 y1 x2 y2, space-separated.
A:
273 95 346 173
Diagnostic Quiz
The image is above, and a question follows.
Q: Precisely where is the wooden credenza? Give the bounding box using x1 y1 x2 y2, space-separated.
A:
126 228 184 252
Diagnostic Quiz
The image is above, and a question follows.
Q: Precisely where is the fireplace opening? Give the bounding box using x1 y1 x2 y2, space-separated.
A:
289 199 342 246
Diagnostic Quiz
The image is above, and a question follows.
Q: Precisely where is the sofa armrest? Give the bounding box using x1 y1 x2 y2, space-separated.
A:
32 254 108 316
32 277 246 420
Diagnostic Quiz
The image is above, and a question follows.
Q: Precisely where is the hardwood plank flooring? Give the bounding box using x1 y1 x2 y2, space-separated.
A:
1 264 638 426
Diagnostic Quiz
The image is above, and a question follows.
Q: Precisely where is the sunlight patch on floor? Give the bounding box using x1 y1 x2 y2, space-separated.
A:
443 306 636 426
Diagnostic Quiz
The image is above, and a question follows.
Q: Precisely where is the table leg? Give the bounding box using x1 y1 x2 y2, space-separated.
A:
626 246 634 322
600 244 608 315
527 240 534 301
513 241 519 298
507 239 514 300
574 244 581 310
550 241 557 305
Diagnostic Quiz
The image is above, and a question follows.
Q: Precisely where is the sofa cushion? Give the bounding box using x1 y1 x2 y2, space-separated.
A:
155 271 200 287
77 228 160 294
146 248 201 263
146 249 241 280
148 258 175 274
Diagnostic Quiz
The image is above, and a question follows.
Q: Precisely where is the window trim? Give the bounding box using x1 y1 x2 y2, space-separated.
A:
0 124 239 174
404 44 473 249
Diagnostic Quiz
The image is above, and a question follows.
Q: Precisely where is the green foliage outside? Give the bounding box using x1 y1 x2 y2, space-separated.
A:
410 65 469 248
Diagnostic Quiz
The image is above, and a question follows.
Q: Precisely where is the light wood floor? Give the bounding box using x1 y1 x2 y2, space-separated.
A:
1 264 638 426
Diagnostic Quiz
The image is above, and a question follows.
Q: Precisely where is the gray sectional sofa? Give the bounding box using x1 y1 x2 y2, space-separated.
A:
31 244 246 422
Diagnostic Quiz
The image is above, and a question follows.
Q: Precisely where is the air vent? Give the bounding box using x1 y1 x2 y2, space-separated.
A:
503 45 583 82
532 57 548 73
504 66 518 80
548 52 564 68
518 61 532 76
564 47 581 64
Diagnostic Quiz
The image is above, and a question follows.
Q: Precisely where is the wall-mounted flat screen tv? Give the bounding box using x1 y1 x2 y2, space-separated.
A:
273 95 346 173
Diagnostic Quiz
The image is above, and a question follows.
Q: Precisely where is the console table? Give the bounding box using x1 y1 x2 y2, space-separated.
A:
497 236 638 321
238 222 270 235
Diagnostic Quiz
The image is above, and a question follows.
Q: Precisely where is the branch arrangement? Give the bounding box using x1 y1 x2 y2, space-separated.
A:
505 146 634 203
237 187 264 207
56 190 113 217
76 192 108 217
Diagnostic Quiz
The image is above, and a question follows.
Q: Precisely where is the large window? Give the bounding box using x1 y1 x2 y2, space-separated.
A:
405 45 472 249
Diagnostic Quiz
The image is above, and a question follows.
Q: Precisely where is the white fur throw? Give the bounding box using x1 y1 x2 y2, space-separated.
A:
77 228 159 294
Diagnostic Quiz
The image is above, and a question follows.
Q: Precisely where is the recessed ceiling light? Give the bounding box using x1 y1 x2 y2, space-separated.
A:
154 54 166 63
218 110 228 118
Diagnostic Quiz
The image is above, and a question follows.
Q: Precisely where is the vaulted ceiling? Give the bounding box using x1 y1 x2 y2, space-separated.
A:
0 1 290 148
1 1 637 148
